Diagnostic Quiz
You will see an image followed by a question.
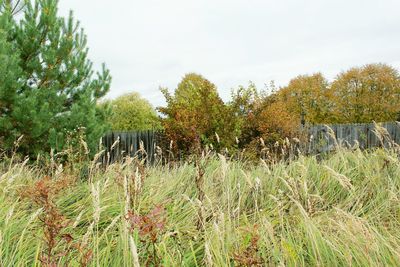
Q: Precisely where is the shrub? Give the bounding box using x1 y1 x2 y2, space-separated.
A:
100 92 161 131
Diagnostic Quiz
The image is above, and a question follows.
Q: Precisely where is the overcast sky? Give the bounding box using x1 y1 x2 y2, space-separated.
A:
58 0 400 107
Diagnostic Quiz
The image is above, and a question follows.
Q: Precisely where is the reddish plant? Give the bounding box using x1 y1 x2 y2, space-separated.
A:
21 175 91 266
72 241 93 267
232 225 264 267
20 176 72 266
126 205 167 266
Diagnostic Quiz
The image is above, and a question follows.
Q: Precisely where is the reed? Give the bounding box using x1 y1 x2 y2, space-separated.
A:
1 144 400 266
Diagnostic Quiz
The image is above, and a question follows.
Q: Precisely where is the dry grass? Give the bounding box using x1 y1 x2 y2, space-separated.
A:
1 146 400 266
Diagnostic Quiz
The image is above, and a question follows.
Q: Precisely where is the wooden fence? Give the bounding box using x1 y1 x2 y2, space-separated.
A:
101 130 157 165
100 122 400 163
306 122 400 154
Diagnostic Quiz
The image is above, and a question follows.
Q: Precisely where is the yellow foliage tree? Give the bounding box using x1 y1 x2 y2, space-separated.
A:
277 73 331 124
329 63 400 123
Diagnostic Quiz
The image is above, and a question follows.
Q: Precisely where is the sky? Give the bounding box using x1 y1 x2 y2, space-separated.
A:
58 0 400 108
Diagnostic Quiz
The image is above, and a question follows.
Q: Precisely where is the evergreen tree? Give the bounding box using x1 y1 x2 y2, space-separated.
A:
0 8 22 150
0 0 25 16
0 0 111 157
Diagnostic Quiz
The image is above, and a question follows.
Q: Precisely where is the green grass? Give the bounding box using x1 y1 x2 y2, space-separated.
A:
1 148 400 266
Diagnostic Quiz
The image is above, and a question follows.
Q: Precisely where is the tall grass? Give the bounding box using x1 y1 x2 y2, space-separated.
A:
1 147 400 266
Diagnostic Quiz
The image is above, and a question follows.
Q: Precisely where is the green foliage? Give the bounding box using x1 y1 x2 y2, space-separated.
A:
100 92 161 131
0 0 111 157
228 82 264 155
0 0 25 16
0 11 22 150
158 73 237 154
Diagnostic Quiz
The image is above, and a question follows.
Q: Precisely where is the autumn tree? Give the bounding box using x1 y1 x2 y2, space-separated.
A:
229 82 300 159
158 73 237 155
257 95 300 144
100 92 161 131
0 0 111 157
276 73 331 124
329 63 400 123
229 82 265 148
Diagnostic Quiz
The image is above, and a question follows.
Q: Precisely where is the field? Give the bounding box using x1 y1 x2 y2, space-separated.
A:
1 148 400 266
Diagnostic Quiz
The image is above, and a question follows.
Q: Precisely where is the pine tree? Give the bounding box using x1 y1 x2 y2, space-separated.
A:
0 9 22 150
0 0 111 157
0 0 25 16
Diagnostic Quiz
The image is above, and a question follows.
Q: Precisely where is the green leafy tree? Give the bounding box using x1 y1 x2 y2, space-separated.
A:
229 82 263 148
100 92 161 131
158 73 237 154
0 0 111 157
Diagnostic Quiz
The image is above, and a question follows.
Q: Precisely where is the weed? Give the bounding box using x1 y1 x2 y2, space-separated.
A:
126 205 167 266
232 225 263 266
20 175 72 266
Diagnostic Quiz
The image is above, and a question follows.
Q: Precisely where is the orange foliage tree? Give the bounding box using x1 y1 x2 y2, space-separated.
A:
158 63 400 158
229 82 300 158
257 97 300 144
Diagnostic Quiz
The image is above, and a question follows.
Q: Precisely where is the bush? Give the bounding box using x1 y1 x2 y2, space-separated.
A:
100 92 161 131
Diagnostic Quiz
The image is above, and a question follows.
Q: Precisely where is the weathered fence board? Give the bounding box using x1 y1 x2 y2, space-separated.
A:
101 130 157 165
307 122 400 154
100 122 400 164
